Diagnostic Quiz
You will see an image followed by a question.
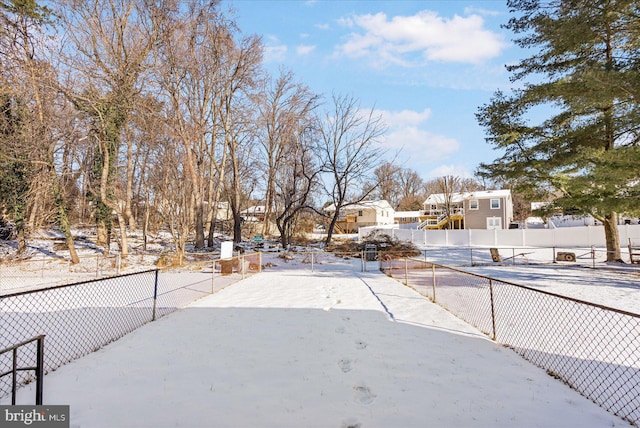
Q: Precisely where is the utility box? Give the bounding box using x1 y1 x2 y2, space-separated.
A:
365 244 377 262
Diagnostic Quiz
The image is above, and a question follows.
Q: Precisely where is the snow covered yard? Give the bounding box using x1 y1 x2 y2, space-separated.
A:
418 246 640 314
4 263 631 427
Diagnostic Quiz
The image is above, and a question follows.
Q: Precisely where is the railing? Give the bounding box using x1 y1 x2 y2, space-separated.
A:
381 256 640 426
0 336 44 405
424 207 465 217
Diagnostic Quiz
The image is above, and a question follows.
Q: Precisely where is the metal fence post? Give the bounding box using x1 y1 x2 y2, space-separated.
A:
11 348 17 405
431 264 436 302
489 279 497 341
35 336 44 405
552 246 556 264
311 252 314 272
591 245 595 269
152 269 159 321
211 258 215 294
404 259 408 285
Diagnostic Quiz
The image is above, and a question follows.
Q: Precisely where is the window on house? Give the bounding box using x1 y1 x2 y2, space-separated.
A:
358 210 363 217
490 199 500 209
469 200 479 210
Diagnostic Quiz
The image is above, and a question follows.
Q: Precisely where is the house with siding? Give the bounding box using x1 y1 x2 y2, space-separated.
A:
324 200 395 233
421 189 513 230
394 211 425 226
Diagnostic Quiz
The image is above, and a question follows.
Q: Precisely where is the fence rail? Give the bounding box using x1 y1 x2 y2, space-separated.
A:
360 224 640 252
0 252 261 402
0 335 44 405
381 257 640 426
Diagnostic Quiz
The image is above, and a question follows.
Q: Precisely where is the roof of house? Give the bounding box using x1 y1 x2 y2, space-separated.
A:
424 189 511 205
324 200 393 213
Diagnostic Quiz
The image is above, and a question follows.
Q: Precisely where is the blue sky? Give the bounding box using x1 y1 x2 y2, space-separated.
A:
224 0 522 180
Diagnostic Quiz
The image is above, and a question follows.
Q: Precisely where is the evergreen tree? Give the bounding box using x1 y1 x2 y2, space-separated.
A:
477 0 640 261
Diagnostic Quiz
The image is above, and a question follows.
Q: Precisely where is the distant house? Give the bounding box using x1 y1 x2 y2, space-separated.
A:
240 205 266 222
324 200 395 233
394 211 426 226
421 189 514 230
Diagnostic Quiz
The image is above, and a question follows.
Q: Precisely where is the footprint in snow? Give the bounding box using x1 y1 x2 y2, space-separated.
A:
353 385 376 405
355 340 367 350
338 359 353 373
340 418 362 428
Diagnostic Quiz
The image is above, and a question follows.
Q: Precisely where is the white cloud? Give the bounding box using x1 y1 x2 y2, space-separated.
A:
296 44 316 56
373 107 459 164
263 35 288 63
463 6 501 17
335 10 507 65
385 128 459 158
426 164 474 179
374 108 432 128
364 107 462 174
315 23 331 30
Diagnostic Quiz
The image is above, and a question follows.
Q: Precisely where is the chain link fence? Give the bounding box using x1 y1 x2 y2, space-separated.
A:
0 252 261 402
258 250 367 272
419 245 628 268
0 253 158 295
381 256 640 426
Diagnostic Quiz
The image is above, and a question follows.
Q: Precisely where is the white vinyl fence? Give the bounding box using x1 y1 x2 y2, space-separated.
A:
360 224 640 248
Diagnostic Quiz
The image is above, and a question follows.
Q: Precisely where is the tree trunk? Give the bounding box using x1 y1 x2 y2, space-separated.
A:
233 213 242 244
16 225 27 254
125 136 136 230
96 217 110 252
325 208 340 246
602 212 622 262
116 210 129 258
194 201 205 249
51 167 80 264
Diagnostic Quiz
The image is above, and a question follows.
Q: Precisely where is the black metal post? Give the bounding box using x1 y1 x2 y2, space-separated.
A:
35 336 44 405
11 348 17 405
489 279 497 341
152 269 159 321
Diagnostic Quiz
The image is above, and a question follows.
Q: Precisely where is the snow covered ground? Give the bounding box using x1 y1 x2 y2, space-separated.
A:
416 246 640 314
3 255 632 427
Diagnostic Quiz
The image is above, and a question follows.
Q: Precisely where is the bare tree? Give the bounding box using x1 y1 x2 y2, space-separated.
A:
156 2 233 249
218 35 263 243
273 119 321 248
397 168 425 211
319 93 387 244
56 0 163 257
0 1 80 262
372 162 401 208
150 133 193 264
256 69 320 237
